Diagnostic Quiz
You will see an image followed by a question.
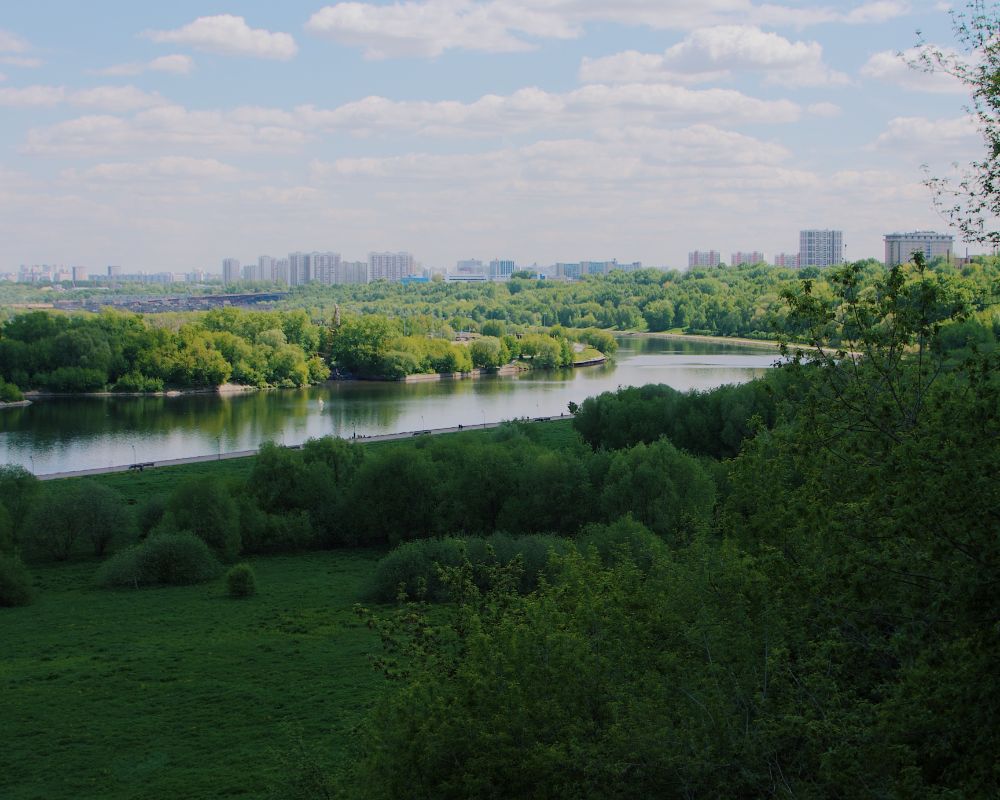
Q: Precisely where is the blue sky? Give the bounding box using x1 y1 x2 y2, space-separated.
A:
0 1 984 272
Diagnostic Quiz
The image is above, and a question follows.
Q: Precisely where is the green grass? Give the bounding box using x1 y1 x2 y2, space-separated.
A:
1 550 385 800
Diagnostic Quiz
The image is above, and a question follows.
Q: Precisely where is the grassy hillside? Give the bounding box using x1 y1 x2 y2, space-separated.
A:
1 551 382 800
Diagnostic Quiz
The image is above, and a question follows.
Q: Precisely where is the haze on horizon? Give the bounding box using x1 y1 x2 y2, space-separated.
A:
0 1 984 272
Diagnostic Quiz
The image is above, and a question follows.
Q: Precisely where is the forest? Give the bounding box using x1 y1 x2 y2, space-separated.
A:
2 252 999 797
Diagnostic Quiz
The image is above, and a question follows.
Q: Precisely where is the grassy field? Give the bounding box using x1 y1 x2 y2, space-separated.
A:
3 418 583 799
1 550 385 800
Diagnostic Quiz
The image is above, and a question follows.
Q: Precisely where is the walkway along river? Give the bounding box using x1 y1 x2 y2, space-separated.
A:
0 335 778 476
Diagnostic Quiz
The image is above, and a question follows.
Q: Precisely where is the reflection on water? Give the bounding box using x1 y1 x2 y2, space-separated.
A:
0 336 779 473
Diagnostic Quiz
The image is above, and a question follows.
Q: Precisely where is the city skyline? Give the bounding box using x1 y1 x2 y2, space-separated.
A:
0 3 991 271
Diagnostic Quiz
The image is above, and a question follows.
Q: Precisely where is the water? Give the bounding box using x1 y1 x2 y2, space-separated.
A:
0 336 779 474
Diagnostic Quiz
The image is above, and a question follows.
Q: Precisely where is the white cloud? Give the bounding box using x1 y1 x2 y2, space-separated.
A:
98 54 195 77
23 105 310 157
0 73 7 83
0 55 43 68
0 85 166 112
807 101 841 117
0 29 29 53
65 157 244 183
0 85 66 106
306 1 912 59
861 47 967 93
144 15 298 60
581 26 849 88
871 114 978 151
299 82 801 137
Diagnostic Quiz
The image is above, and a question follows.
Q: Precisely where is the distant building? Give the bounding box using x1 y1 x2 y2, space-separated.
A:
555 262 581 279
488 259 516 280
446 273 488 283
312 252 342 285
273 258 290 286
456 259 485 275
773 252 800 268
288 252 310 286
342 260 369 284
799 229 843 267
688 250 721 268
107 266 122 278
369 251 415 282
258 255 275 282
731 251 765 266
884 231 953 266
72 266 88 282
222 258 241 283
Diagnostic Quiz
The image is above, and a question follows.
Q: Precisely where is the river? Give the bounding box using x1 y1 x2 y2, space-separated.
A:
0 336 778 474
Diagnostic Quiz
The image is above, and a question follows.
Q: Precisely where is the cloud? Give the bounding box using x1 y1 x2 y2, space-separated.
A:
860 47 968 93
581 26 849 88
299 82 801 136
807 102 841 117
21 80 800 157
0 85 67 106
0 85 167 112
97 54 195 77
871 114 978 151
0 28 29 53
65 157 244 183
0 73 7 82
306 1 912 59
144 15 298 60
23 105 310 157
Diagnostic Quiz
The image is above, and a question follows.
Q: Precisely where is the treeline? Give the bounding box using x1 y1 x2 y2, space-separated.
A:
286 256 1000 341
329 315 616 377
0 307 329 393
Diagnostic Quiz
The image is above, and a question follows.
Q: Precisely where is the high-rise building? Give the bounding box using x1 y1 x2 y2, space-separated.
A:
773 253 800 268
731 251 765 266
312 252 342 285
688 250 721 268
342 261 369 284
489 259 516 280
222 258 241 283
799 229 844 267
107 265 122 278
258 255 275 282
369 251 415 282
288 252 310 286
273 258 290 286
884 231 953 266
72 266 88 282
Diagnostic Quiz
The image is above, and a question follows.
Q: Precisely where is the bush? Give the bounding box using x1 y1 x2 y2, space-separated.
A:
97 533 221 588
226 563 257 598
22 480 133 560
577 516 666 572
0 552 33 606
0 379 24 402
365 533 573 603
166 478 241 561
137 494 168 536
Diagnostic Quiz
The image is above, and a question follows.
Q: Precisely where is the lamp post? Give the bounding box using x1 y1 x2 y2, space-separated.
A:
131 444 137 466
217 436 222 461
482 410 487 430
29 455 34 474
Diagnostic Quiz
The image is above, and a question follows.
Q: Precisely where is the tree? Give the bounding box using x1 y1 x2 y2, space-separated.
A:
912 1 1000 245
22 480 132 560
164 478 241 561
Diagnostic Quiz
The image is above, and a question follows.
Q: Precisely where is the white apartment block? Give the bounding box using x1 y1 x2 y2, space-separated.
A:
489 259 516 280
799 229 844 267
222 258 241 283
884 231 953 266
369 251 415 282
311 252 342 285
342 261 369 284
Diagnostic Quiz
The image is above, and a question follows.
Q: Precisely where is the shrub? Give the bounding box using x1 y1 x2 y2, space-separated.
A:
166 478 241 561
137 494 168 536
0 552 33 607
365 533 573 603
23 480 133 560
97 533 221 588
226 563 257 598
0 379 24 402
577 516 666 572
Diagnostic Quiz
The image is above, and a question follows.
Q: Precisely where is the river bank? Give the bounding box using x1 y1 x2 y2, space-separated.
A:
623 331 784 350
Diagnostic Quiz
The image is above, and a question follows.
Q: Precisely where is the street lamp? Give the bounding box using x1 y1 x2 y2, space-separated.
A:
482 410 487 429
131 444 137 466
29 455 34 474
217 436 222 461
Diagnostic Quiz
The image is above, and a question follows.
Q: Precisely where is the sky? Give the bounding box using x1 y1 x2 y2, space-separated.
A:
0 1 987 272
